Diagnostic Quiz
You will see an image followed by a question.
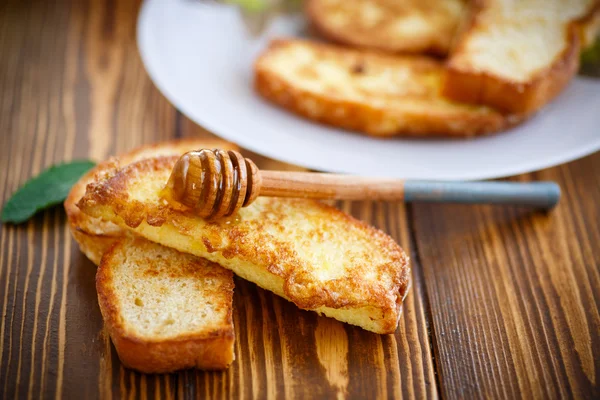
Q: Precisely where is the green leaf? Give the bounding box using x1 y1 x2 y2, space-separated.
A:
1 160 96 224
580 35 600 78
225 0 269 13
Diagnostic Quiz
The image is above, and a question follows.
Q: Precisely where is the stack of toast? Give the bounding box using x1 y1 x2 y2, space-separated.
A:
65 139 239 373
67 0 599 374
255 0 600 137
66 138 410 373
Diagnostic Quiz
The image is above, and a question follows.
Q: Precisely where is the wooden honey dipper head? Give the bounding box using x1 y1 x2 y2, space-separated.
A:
163 149 262 219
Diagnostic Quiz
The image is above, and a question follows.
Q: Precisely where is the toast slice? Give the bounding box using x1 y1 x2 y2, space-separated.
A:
306 0 468 55
254 39 522 137
97 237 235 373
443 0 600 114
77 156 411 334
64 138 237 265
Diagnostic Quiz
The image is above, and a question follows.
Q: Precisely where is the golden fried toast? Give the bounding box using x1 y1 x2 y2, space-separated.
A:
64 138 237 265
254 39 523 137
77 156 411 334
444 0 600 114
306 0 468 55
97 237 235 373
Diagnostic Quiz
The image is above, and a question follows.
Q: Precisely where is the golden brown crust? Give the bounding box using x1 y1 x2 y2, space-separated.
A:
78 156 411 333
96 237 235 373
108 335 235 373
306 0 467 55
64 138 237 237
443 1 600 114
64 161 124 237
254 39 523 137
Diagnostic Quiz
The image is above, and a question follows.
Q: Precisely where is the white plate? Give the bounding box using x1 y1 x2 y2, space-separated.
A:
137 0 600 180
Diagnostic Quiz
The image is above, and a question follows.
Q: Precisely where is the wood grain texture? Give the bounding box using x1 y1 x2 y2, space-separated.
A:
1 0 598 398
0 0 436 398
411 160 600 399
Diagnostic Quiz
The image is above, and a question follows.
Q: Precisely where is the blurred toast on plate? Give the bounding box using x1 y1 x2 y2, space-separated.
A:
443 0 600 114
97 237 235 373
77 156 411 334
254 39 522 137
306 0 468 55
64 138 237 265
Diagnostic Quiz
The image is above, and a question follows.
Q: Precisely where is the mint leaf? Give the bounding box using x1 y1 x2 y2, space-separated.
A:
1 160 96 224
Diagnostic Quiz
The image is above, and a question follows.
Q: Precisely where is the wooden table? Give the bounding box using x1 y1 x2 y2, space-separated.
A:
1 1 598 398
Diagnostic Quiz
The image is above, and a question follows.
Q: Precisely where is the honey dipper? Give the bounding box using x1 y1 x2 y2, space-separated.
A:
162 149 561 219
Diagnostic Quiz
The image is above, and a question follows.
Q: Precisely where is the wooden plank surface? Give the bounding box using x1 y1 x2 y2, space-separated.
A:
412 160 600 399
0 0 598 399
0 0 436 398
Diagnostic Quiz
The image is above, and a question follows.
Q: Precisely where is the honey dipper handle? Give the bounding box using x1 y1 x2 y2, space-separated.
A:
403 180 560 209
260 171 405 200
259 171 561 209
